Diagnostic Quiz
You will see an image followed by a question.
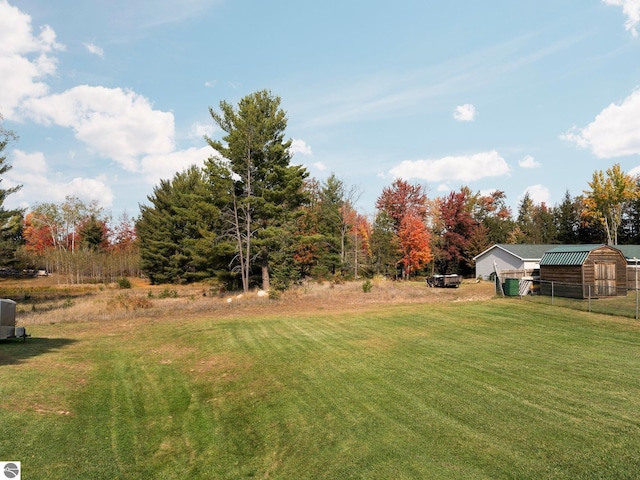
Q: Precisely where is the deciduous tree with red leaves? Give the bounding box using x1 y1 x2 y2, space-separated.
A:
23 212 55 253
435 187 479 276
398 213 432 279
376 179 430 278
110 211 137 253
375 179 428 231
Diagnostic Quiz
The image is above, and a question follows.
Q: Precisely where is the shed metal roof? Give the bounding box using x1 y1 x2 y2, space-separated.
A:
540 244 614 266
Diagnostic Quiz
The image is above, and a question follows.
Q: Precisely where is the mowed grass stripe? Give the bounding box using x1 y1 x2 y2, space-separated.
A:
181 301 640 478
2 299 640 478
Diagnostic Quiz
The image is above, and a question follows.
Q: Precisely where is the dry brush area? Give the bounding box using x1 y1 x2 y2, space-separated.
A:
5 276 497 328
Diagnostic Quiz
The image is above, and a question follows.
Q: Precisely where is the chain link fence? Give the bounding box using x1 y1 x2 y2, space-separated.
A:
502 278 640 320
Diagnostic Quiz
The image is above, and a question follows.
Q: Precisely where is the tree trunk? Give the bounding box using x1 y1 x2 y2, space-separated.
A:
232 194 249 293
261 264 270 291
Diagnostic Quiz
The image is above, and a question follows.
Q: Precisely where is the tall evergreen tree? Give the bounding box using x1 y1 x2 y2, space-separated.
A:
516 192 535 243
292 179 323 278
370 210 400 277
78 215 108 252
532 203 557 244
316 174 345 277
474 190 514 244
205 90 308 292
554 190 580 244
515 193 557 244
0 115 24 266
137 166 226 284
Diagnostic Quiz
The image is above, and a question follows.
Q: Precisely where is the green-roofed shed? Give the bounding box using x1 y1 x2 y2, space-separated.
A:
539 244 627 298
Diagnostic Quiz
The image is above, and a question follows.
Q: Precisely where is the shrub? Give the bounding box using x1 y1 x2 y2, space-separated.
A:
158 287 178 299
362 279 373 293
108 293 152 311
268 289 281 300
117 278 132 289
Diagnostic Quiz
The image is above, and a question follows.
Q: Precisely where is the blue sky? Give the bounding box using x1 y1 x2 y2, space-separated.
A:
2 0 640 220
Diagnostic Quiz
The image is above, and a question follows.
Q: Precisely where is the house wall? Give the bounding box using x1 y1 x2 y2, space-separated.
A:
523 260 541 271
475 248 525 279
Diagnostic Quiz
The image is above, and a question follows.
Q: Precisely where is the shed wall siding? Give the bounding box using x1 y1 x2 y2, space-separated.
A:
540 246 628 298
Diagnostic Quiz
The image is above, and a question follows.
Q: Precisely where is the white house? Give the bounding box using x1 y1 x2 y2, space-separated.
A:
473 244 558 279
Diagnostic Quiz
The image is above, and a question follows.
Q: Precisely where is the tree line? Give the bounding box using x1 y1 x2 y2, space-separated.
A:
0 115 139 283
1 93 640 289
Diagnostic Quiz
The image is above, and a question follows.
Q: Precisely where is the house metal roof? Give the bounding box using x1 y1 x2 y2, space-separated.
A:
614 245 640 262
473 244 560 261
476 243 640 265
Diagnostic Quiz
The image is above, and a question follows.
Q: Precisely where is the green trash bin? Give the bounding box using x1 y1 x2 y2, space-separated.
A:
503 278 520 296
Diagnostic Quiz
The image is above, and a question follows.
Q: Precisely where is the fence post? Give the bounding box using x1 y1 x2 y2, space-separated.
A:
635 258 639 321
588 284 591 313
551 281 554 306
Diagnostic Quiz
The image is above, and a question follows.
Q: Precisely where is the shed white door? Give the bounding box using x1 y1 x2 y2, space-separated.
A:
595 262 616 296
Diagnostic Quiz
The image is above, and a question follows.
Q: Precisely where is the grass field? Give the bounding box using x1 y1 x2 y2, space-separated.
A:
1 280 640 479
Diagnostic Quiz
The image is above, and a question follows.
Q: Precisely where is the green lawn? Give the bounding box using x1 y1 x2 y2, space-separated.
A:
2 299 640 479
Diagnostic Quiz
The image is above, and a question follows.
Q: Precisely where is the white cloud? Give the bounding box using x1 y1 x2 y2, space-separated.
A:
561 88 640 158
519 155 540 168
629 164 640 177
24 85 176 171
0 1 64 118
204 81 216 88
521 184 551 205
84 42 104 58
437 184 451 192
290 139 313 156
603 0 640 36
188 121 214 139
7 150 114 209
140 146 211 184
479 188 499 197
453 104 476 121
389 150 510 182
312 162 327 171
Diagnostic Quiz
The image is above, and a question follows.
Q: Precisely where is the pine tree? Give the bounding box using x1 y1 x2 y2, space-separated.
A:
0 115 23 266
316 174 345 277
78 215 108 252
370 210 400 277
554 190 580 244
137 166 227 284
205 90 308 292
